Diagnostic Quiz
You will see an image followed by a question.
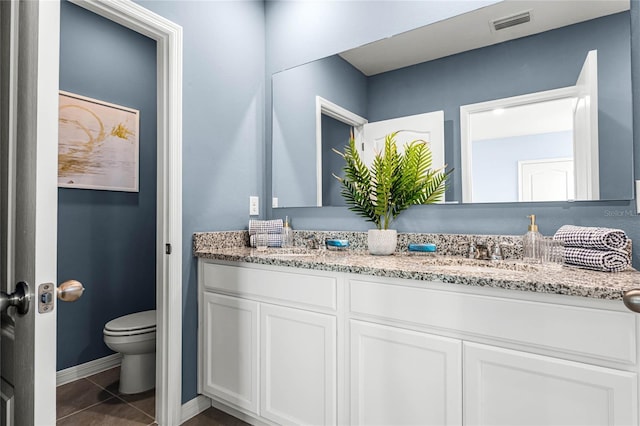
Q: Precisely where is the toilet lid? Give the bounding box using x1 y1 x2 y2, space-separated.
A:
105 310 156 333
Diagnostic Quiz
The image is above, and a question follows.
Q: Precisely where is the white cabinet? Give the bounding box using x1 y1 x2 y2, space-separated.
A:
260 304 336 426
464 342 638 426
199 292 258 414
350 320 462 426
198 259 639 426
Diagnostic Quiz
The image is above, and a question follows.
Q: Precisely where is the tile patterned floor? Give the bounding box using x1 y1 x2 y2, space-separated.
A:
56 366 248 425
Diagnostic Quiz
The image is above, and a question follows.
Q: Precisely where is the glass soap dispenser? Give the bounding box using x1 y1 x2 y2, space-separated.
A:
523 214 543 262
282 216 294 248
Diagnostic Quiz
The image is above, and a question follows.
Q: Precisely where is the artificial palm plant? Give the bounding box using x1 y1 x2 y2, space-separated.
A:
334 130 451 230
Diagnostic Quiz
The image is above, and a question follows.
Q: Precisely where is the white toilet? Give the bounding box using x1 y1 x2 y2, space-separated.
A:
103 310 156 394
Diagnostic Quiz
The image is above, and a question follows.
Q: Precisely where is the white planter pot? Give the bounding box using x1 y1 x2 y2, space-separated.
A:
368 229 398 255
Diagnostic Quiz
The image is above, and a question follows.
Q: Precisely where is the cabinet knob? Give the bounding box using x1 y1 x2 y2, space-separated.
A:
623 289 640 313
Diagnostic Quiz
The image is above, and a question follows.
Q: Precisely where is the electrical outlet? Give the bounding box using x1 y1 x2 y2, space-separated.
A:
272 197 278 208
249 196 259 216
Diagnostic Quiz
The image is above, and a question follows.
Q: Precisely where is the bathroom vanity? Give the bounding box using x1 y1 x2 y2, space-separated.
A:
195 238 640 426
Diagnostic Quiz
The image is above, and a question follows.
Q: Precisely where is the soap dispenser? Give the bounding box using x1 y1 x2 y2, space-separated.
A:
523 214 543 262
282 216 294 248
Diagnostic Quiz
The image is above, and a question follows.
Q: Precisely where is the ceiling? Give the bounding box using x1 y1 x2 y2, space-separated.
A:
339 0 629 76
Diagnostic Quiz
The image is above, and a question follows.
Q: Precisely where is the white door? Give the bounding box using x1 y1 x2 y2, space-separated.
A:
573 50 599 200
518 158 574 201
0 1 60 424
464 342 638 426
350 320 462 426
260 303 336 426
358 110 445 171
200 292 258 414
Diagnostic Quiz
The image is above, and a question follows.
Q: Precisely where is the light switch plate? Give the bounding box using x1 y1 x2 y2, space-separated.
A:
636 180 640 215
272 197 278 208
249 196 259 216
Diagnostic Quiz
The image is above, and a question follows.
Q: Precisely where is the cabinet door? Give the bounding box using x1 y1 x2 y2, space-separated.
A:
260 304 337 425
201 293 258 414
464 342 638 426
350 320 462 426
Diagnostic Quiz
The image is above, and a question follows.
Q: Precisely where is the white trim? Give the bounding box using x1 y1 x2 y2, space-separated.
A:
315 96 367 207
56 354 122 386
210 397 278 426
459 86 578 203
180 395 212 424
67 2 183 425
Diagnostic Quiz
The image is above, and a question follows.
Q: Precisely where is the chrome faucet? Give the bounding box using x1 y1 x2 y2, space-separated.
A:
474 241 492 260
306 235 320 250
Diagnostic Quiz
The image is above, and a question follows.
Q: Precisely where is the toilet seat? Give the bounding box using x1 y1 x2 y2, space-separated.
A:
104 310 156 337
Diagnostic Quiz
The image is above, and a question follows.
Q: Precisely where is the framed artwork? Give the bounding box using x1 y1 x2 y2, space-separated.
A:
58 91 140 192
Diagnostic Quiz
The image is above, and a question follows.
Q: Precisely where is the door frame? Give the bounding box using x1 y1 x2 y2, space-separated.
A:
66 1 183 424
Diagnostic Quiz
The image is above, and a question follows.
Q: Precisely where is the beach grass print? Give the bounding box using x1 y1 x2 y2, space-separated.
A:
58 91 140 192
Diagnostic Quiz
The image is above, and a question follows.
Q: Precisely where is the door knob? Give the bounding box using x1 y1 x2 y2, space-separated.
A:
57 280 84 302
623 289 640 313
37 280 85 313
0 281 30 315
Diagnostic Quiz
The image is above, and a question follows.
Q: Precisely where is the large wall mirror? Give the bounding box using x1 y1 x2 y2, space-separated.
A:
272 0 632 208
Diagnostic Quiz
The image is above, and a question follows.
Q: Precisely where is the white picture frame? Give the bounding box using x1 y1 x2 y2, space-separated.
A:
58 90 140 192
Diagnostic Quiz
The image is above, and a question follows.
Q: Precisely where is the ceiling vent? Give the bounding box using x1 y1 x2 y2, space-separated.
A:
492 11 531 31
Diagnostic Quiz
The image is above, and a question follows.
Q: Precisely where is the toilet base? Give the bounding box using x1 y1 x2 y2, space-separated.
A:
119 352 156 394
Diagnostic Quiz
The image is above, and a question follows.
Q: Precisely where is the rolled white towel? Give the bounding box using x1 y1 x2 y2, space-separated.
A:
553 225 628 251
248 219 284 235
250 234 283 248
564 247 630 273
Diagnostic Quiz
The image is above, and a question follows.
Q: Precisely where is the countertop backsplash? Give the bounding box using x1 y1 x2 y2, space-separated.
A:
193 230 524 259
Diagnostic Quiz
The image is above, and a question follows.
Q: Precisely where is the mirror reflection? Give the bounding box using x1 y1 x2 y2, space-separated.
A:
461 51 598 203
272 1 632 208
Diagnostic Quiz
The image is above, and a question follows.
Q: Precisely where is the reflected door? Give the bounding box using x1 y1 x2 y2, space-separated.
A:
358 111 445 171
518 158 574 202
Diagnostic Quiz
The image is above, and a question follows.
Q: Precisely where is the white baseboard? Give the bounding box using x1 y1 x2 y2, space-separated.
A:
56 353 122 386
209 398 276 426
181 395 211 423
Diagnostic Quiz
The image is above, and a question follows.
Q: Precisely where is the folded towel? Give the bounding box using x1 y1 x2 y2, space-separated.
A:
248 219 283 235
250 234 283 248
553 225 628 251
564 247 630 272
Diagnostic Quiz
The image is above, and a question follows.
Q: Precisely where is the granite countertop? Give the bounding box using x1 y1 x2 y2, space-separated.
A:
194 246 640 301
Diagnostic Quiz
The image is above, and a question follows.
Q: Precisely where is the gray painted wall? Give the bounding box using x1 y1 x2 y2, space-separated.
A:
133 0 265 403
57 1 157 370
266 2 640 272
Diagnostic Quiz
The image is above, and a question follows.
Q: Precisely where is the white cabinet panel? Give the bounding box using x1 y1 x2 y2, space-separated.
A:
464 342 638 426
201 293 258 413
350 320 462 426
260 304 337 425
350 279 636 364
202 262 337 311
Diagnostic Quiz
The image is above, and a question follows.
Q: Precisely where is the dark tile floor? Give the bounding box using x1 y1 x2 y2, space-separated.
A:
56 366 248 425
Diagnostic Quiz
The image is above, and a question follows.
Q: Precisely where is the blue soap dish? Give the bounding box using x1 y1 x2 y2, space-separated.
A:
408 243 437 252
326 239 349 250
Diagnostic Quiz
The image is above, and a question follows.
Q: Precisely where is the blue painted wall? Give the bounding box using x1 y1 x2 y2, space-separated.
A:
322 115 351 206
133 0 265 403
367 12 632 201
272 54 367 207
57 1 157 370
266 2 640 275
473 131 573 203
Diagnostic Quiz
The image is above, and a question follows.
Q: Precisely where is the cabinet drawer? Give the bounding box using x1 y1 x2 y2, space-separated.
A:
201 262 337 311
350 279 636 364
